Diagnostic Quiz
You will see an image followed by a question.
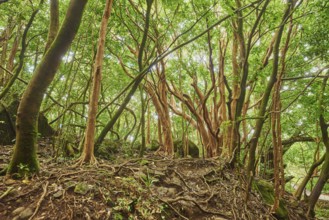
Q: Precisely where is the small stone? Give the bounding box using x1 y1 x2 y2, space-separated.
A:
12 207 25 216
5 179 16 185
149 170 165 176
167 187 177 197
64 181 77 189
18 207 33 219
156 186 168 196
53 190 63 198
74 182 90 195
134 171 146 179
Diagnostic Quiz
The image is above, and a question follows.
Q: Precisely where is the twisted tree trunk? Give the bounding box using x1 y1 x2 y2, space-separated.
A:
7 0 87 175
78 0 113 165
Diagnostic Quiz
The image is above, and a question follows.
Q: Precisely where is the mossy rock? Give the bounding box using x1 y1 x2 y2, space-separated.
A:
0 99 54 145
96 139 134 159
74 182 92 195
252 179 288 219
174 140 199 158
148 140 160 151
96 139 119 160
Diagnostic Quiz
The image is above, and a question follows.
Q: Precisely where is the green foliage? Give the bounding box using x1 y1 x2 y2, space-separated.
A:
17 163 30 179
140 169 158 188
1 0 329 215
253 179 288 219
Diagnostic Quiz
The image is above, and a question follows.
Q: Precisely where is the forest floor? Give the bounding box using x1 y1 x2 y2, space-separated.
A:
0 142 321 220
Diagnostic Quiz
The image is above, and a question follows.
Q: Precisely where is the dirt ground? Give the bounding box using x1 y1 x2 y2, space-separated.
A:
0 143 313 220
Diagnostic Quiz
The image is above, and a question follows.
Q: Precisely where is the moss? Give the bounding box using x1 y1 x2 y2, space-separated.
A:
252 179 288 219
173 140 199 158
7 126 40 176
7 147 40 177
74 182 91 195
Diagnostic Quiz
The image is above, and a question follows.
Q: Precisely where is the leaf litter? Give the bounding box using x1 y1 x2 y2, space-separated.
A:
0 144 312 220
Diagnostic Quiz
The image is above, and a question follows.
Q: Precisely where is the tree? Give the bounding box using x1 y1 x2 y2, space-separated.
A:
7 0 87 175
307 74 329 216
246 1 293 177
78 0 113 165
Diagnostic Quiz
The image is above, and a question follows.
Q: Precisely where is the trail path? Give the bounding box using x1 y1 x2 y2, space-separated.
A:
292 184 329 201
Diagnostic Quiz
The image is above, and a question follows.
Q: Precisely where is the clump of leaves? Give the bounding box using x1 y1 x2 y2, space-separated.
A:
140 169 158 188
17 163 30 180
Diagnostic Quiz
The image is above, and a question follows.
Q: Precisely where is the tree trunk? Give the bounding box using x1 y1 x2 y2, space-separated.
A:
307 75 329 215
139 86 146 157
246 2 292 177
7 0 87 175
294 154 325 200
95 0 154 148
79 0 113 165
44 0 59 53
0 1 43 100
0 21 10 86
308 153 329 215
230 0 270 165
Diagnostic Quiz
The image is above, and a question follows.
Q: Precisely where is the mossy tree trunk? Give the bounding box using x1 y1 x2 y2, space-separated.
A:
44 0 59 53
7 0 87 175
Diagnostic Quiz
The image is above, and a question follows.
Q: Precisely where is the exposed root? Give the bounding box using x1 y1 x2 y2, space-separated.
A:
6 182 43 202
29 181 49 220
157 196 189 220
163 196 230 218
0 186 14 200
74 154 98 167
0 152 311 220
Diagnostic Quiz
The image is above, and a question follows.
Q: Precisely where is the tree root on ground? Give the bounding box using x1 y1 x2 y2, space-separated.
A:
29 181 49 220
74 154 98 167
0 186 14 200
163 196 230 218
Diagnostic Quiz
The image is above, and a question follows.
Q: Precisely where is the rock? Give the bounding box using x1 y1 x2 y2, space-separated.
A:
134 171 147 179
148 140 160 151
74 182 91 195
18 207 33 219
12 207 25 216
155 187 168 196
174 140 199 158
5 178 16 185
253 179 288 219
0 99 54 145
64 181 77 189
167 187 177 197
53 190 63 198
149 169 165 177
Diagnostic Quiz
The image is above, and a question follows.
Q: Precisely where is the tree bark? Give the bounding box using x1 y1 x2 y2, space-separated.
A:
79 0 113 165
0 1 43 100
44 0 59 53
7 0 87 175
95 0 154 148
294 154 325 200
246 2 292 177
307 75 329 215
